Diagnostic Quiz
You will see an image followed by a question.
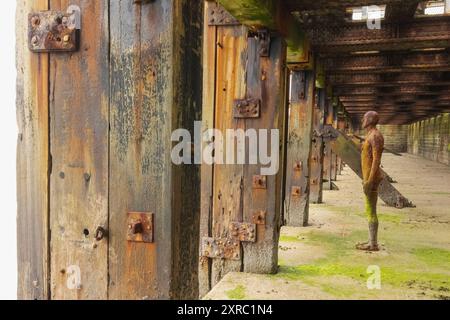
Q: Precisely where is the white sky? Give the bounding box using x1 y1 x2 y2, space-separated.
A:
0 2 18 299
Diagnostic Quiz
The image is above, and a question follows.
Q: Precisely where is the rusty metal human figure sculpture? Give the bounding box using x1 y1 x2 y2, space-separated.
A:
356 111 384 251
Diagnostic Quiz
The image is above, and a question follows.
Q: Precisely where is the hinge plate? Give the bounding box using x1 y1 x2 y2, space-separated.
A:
28 11 78 53
230 222 257 242
233 99 261 119
201 237 241 260
126 212 154 243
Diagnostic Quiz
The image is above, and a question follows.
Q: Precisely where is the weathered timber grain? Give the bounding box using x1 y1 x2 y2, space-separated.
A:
49 0 109 300
284 71 315 227
199 0 217 298
242 36 286 271
210 25 248 288
16 0 50 300
109 0 202 299
309 89 325 204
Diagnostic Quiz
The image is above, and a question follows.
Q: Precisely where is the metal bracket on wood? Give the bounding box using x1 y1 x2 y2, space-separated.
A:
230 222 256 242
207 3 240 26
233 98 261 118
201 237 241 260
126 212 154 243
28 10 79 52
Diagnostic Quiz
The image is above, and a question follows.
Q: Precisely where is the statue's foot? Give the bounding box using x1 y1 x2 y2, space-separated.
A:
355 242 379 252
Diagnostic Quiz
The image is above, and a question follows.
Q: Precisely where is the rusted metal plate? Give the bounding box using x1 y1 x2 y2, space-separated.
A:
126 212 154 243
28 11 78 52
252 211 266 225
201 237 241 260
233 98 261 118
207 3 240 26
229 222 256 243
252 175 267 189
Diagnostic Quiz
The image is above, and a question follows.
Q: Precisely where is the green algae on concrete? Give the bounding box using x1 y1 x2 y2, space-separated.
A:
225 285 247 300
412 247 450 268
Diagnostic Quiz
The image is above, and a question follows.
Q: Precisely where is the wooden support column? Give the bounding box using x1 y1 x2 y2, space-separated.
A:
284 71 315 227
330 105 338 182
336 118 347 175
49 0 109 300
322 96 334 190
109 0 202 300
200 2 286 295
18 0 202 300
309 89 325 204
16 0 50 300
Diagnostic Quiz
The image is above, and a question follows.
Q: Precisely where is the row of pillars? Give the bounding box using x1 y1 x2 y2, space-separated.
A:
283 70 350 228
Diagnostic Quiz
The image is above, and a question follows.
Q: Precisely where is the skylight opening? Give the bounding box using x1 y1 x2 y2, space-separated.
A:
351 5 386 21
425 4 445 15
420 1 447 15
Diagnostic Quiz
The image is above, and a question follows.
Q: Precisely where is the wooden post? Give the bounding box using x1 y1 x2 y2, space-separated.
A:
284 71 315 227
109 0 202 300
322 95 334 190
330 105 338 182
309 88 325 204
16 0 50 300
199 2 287 295
17 0 202 300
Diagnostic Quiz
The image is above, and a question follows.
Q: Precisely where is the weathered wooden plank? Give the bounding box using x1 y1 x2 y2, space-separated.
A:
16 0 50 300
199 0 217 299
322 97 335 190
49 0 109 300
324 126 414 208
109 0 202 299
242 36 286 270
284 71 315 227
210 25 248 288
309 89 325 204
171 0 203 300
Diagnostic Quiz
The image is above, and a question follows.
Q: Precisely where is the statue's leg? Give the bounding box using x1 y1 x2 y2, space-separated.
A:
357 185 380 251
366 189 379 250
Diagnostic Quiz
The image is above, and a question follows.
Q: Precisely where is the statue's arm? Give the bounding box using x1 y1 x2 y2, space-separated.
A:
368 134 384 184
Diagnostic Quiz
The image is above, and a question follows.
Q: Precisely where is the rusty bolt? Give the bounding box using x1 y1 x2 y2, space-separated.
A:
31 36 39 46
31 16 40 27
130 220 144 234
95 226 107 241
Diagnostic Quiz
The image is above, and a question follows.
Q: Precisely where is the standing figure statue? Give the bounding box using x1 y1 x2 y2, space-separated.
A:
356 111 384 252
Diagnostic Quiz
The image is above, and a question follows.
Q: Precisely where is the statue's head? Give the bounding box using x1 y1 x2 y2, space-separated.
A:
362 111 379 129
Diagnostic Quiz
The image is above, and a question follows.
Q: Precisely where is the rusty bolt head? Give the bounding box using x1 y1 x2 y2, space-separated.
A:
130 220 143 234
31 36 39 46
31 16 40 27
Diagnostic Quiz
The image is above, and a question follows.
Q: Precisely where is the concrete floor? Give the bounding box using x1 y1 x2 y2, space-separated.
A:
205 153 450 300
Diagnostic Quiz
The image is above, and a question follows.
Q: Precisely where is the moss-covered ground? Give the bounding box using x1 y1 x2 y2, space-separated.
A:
205 154 450 300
